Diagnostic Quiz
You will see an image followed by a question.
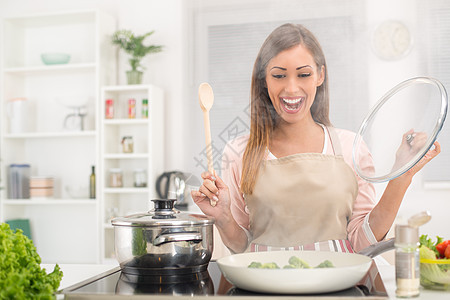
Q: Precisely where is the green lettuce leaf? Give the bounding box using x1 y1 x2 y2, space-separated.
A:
419 234 443 258
0 223 63 299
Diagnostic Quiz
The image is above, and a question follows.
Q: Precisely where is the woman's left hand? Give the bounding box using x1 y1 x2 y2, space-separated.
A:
393 129 428 171
402 141 441 179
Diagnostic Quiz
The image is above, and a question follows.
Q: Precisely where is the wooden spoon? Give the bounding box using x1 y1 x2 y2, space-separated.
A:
198 82 217 207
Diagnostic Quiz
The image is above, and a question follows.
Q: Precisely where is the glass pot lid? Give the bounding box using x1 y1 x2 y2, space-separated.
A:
111 199 215 227
352 77 448 183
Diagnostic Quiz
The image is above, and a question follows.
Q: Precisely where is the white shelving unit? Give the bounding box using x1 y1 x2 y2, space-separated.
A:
100 84 164 262
0 10 116 264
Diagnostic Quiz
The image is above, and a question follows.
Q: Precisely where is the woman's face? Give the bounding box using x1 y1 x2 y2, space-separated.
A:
265 44 324 125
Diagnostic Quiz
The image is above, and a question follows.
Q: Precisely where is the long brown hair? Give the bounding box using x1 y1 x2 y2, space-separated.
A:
241 23 331 195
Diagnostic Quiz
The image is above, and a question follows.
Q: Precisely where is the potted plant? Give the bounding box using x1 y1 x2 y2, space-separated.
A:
112 29 163 85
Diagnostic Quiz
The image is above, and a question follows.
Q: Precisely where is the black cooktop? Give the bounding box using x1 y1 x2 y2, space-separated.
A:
60 261 388 299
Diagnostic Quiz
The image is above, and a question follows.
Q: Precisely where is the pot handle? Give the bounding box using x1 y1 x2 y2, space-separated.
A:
357 238 395 258
153 232 202 246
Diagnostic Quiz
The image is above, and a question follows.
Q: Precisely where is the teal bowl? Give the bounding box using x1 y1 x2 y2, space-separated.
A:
41 53 71 65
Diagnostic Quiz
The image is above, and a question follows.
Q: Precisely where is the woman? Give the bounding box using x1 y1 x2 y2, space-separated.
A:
191 23 440 254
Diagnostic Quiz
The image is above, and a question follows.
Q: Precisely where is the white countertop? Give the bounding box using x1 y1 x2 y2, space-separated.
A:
42 263 119 291
42 261 449 299
376 264 449 299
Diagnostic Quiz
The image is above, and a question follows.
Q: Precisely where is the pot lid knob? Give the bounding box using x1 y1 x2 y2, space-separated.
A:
152 199 176 210
151 199 179 219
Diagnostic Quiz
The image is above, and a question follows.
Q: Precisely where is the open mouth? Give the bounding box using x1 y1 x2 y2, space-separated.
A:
280 97 304 113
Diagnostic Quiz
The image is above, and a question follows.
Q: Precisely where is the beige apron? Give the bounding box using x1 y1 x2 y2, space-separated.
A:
245 126 358 252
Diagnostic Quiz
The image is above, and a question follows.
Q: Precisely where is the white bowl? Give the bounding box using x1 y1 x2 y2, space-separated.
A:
41 53 70 65
65 186 89 199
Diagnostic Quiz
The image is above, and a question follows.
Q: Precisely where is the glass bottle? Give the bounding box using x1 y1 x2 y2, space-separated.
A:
128 98 136 119
89 166 96 199
109 169 123 187
134 169 147 187
395 224 420 298
105 99 114 119
142 99 148 118
121 136 134 153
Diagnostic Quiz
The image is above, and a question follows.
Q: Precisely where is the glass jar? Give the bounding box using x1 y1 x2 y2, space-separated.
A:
109 169 123 187
134 169 147 187
128 98 136 119
105 99 114 119
142 99 148 118
121 136 134 153
395 224 420 298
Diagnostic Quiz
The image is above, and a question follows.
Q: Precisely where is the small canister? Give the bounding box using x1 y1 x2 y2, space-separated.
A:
395 224 420 298
105 99 114 119
142 99 148 118
109 169 123 187
134 169 147 187
128 98 136 119
122 136 134 153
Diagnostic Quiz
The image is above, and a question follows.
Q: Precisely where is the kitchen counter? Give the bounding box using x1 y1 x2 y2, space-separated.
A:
43 262 449 299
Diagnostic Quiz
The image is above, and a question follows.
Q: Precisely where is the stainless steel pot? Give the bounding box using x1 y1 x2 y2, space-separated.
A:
111 199 215 275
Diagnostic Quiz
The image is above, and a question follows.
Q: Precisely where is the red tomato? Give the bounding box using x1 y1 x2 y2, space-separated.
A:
436 240 450 257
445 245 450 259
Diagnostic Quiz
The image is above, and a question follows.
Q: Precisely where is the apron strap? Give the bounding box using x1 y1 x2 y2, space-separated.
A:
326 126 343 156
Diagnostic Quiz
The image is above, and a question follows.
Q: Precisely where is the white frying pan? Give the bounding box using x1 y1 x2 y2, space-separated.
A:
217 239 393 294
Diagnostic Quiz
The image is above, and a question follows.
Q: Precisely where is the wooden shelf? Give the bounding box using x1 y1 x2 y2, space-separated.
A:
103 119 148 125
4 131 96 139
100 84 164 264
0 10 116 264
104 153 149 159
3 63 96 74
102 84 156 92
2 199 97 205
103 187 149 194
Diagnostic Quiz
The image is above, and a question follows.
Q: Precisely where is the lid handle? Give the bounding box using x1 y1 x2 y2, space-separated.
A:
152 199 176 210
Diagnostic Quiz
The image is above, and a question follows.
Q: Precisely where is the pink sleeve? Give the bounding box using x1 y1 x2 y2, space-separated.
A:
221 136 250 230
336 130 376 252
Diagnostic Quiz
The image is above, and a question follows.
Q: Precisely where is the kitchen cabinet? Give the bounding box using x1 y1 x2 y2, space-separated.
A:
100 84 164 263
0 10 116 263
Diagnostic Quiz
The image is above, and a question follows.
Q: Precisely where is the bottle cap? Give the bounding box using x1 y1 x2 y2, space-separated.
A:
143 99 148 104
408 211 431 228
395 224 419 244
106 99 113 104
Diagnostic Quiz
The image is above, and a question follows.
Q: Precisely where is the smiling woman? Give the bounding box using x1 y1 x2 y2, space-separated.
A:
266 45 324 123
191 22 440 257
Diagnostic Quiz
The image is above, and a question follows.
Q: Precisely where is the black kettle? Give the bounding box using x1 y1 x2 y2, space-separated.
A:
155 171 188 209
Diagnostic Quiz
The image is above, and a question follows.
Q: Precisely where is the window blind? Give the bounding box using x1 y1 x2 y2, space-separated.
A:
419 0 450 182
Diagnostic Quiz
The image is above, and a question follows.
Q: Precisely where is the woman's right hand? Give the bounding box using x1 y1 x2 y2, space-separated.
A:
191 171 232 223
191 171 248 253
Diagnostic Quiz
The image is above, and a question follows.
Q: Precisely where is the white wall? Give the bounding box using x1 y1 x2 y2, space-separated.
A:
366 0 450 240
1 0 449 242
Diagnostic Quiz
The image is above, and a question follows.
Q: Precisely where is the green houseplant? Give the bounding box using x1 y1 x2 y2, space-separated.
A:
112 29 163 85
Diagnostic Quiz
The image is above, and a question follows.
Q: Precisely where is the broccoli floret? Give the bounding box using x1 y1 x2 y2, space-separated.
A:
315 260 335 268
288 256 310 268
248 261 263 268
261 262 280 269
